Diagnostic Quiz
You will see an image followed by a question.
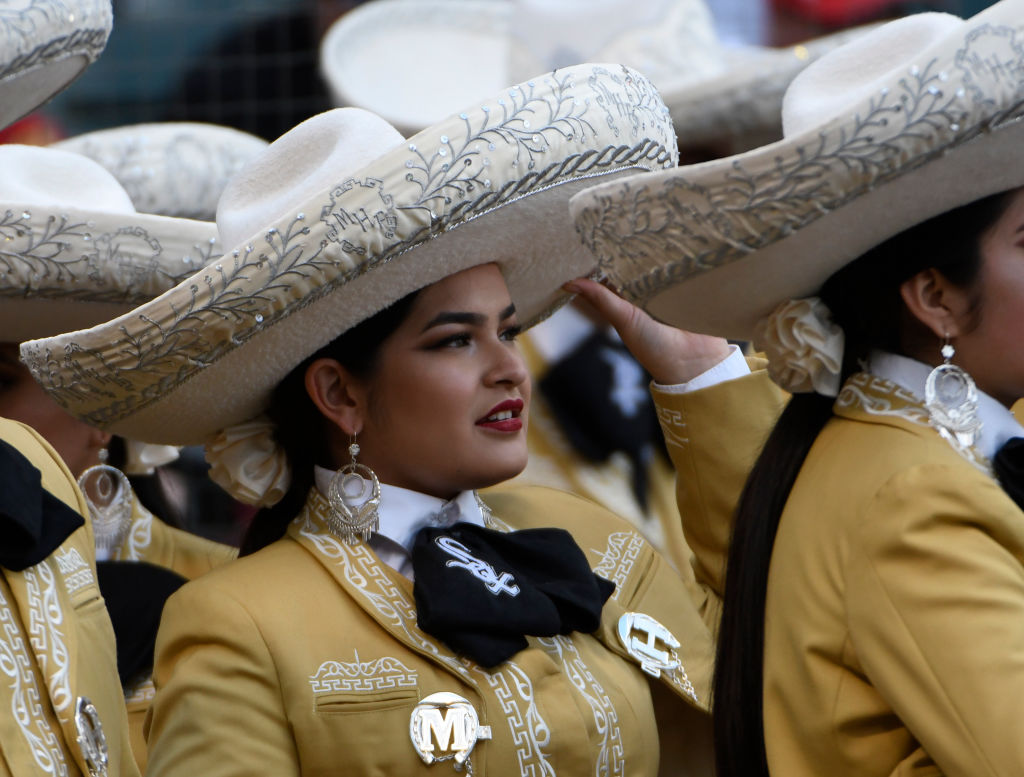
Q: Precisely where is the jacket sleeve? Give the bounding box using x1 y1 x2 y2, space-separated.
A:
847 463 1024 777
651 363 784 630
145 580 300 777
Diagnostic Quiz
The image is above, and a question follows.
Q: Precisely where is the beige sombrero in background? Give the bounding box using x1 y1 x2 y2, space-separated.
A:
569 0 1024 341
53 123 268 220
0 0 112 129
22 63 678 449
0 144 219 341
320 0 870 153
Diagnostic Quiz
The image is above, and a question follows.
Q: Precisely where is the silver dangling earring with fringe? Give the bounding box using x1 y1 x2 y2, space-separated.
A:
327 435 381 544
78 464 134 552
925 334 982 452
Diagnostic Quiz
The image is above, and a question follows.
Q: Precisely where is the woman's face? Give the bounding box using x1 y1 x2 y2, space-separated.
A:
351 264 531 499
0 343 103 476
952 187 1024 406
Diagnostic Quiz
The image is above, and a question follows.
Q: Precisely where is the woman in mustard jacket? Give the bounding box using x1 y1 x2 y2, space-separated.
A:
20 65 754 776
568 2 1024 775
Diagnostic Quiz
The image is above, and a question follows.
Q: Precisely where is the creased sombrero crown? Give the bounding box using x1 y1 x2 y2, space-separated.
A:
570 0 1024 339
0 145 219 341
0 0 112 129
53 123 268 220
22 63 677 446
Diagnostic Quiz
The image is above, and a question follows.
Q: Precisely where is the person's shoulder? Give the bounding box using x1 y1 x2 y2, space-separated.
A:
481 483 638 535
0 415 84 513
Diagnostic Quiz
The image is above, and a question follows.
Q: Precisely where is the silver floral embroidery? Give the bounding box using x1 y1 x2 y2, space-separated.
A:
575 25 1024 306
471 661 554 777
309 653 418 694
0 585 68 776
24 563 71 716
24 64 675 430
538 636 624 777
591 532 644 602
0 0 110 82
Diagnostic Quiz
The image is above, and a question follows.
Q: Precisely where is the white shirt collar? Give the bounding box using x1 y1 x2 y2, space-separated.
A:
868 351 1024 460
313 466 486 577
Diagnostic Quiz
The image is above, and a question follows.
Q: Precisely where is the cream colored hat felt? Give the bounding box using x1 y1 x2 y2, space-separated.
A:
0 145 219 342
0 0 112 130
52 123 268 220
22 63 677 447
570 0 1024 340
320 0 725 137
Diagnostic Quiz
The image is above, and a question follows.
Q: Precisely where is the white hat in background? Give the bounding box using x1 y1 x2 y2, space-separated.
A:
52 123 269 220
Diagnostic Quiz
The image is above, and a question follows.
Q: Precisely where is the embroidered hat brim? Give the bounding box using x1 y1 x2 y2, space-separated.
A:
0 145 220 342
569 1 1024 340
52 123 268 221
0 0 112 130
22 64 677 446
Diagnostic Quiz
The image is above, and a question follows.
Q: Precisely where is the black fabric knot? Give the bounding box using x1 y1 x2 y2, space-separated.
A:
96 561 187 686
412 523 614 668
993 437 1024 511
0 439 84 571
538 330 664 510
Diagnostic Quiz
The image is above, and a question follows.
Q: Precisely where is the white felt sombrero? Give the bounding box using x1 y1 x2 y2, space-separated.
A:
0 0 112 130
0 145 219 342
320 0 867 151
52 123 268 220
569 0 1024 340
22 63 678 446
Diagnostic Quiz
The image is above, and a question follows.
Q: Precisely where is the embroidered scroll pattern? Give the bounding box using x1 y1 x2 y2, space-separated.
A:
309 654 418 694
471 661 555 777
655 406 688 450
53 548 94 597
538 636 624 777
591 532 644 602
0 586 68 776
24 563 71 716
119 507 154 561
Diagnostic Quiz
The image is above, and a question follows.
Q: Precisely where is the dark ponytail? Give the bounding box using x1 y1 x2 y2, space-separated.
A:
240 291 420 555
711 189 1015 777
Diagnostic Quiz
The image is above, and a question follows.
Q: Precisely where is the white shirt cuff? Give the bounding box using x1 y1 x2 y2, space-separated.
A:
653 344 751 395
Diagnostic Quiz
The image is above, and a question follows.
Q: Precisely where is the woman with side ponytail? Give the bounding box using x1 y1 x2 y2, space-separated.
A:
571 2 1024 774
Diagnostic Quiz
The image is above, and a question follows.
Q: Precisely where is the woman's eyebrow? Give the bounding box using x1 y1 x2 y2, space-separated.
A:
421 311 485 332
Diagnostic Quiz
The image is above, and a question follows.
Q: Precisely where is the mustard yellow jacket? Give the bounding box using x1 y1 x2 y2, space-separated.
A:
146 485 716 777
0 417 138 777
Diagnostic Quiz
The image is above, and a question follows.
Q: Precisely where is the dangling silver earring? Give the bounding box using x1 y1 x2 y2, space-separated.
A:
925 334 982 452
78 464 134 552
97 447 109 464
326 436 381 544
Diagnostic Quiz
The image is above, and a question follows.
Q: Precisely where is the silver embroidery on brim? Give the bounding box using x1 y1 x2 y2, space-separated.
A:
410 692 492 774
74 696 108 777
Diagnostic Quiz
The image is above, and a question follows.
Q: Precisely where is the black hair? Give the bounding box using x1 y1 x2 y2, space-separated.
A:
240 291 420 555
712 189 1016 777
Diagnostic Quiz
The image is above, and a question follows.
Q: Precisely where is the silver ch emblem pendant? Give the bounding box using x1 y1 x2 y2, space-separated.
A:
74 696 109 777
617 612 681 678
410 691 492 773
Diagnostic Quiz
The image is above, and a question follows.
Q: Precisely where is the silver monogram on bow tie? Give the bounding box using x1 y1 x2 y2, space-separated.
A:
434 537 520 596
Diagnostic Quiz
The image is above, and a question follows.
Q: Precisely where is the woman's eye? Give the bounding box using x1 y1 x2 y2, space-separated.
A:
434 333 471 348
500 325 522 342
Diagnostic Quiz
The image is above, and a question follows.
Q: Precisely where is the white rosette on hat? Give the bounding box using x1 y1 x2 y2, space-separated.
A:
52 123 269 220
0 144 220 342
22 64 678 454
320 0 867 151
0 0 112 129
569 0 1024 348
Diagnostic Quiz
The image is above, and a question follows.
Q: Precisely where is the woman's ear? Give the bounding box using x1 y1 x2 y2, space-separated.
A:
304 358 365 437
899 268 971 340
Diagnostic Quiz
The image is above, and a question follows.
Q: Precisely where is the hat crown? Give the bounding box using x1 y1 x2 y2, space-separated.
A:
782 13 963 137
216 108 404 250
0 144 135 213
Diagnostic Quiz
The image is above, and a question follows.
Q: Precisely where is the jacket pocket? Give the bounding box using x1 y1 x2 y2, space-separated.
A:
314 686 419 716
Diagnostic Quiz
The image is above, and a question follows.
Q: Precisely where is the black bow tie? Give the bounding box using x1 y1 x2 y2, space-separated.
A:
539 330 664 511
411 522 615 668
0 439 84 571
993 437 1024 511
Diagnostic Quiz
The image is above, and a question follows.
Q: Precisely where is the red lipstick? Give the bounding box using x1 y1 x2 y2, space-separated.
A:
476 398 524 432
